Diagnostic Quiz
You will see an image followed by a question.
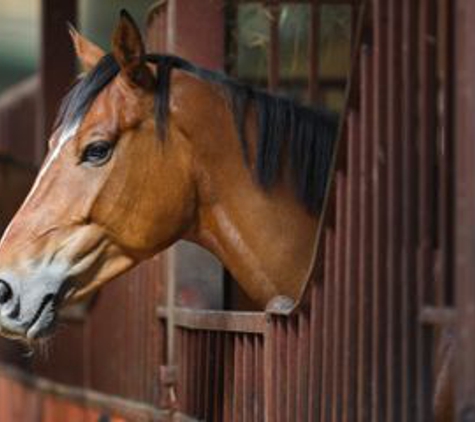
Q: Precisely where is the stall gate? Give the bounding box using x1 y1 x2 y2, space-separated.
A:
161 0 456 421
0 0 468 421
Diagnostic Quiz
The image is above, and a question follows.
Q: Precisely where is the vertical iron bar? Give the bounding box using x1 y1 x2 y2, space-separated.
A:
454 0 475 417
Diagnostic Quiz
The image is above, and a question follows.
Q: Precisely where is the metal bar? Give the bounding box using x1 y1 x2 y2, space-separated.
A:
232 334 244 422
371 0 389 419
286 319 298 421
157 307 267 333
342 109 360 422
436 0 455 308
264 319 277 422
386 0 403 419
242 335 253 422
454 0 475 416
204 332 212 421
308 0 321 103
356 42 373 422
254 336 264 422
296 310 310 421
320 229 335 422
223 334 234 421
331 173 346 422
308 275 324 421
276 319 288 422
267 1 280 91
419 307 456 326
417 0 438 420
400 0 419 420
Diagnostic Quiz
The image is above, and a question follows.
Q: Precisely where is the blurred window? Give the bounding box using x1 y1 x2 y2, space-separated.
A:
229 1 354 111
0 0 39 93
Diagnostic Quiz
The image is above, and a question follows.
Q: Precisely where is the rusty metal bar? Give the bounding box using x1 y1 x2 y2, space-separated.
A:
286 319 298 421
419 307 456 326
268 1 281 91
400 0 419 420
371 1 389 420
308 0 321 102
435 0 454 308
308 278 324 420
275 319 288 422
356 42 373 422
454 0 475 417
255 337 264 421
342 109 360 422
233 334 244 422
223 333 234 421
417 0 438 420
296 310 310 421
241 334 253 422
386 0 403 419
330 173 346 422
319 229 335 421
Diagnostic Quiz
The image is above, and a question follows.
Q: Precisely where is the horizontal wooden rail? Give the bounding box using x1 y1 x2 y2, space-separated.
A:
157 306 267 334
419 306 456 326
0 364 201 422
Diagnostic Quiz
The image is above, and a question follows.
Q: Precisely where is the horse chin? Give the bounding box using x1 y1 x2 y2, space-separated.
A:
25 297 57 340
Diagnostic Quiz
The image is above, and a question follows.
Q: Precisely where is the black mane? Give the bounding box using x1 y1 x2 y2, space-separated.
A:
57 53 338 213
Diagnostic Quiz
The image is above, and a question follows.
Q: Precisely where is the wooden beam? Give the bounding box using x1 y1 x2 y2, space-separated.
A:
38 0 77 163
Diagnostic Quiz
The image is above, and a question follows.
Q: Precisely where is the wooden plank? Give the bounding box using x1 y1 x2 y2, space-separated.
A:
157 307 267 333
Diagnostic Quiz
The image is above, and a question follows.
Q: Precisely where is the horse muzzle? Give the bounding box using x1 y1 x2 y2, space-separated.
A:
0 275 68 340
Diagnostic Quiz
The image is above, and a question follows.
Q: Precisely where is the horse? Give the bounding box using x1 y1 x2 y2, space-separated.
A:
0 11 336 340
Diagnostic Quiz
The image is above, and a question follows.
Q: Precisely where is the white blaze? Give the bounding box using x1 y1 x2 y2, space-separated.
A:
0 121 81 249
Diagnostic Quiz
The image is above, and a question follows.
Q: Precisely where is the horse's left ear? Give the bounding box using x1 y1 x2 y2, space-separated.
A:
69 25 105 72
112 10 154 90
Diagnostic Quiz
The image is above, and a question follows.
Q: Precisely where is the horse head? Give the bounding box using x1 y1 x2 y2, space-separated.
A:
0 10 336 340
0 11 197 339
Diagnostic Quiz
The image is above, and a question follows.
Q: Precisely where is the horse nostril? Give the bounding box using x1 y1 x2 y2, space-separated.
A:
0 280 13 304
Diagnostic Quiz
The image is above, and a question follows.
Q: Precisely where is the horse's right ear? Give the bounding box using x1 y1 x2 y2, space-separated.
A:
69 25 105 72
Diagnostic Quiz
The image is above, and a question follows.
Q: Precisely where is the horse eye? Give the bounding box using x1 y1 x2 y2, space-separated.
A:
81 141 113 165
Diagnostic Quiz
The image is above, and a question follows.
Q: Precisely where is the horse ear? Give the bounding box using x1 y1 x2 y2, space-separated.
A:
69 25 105 72
112 10 154 89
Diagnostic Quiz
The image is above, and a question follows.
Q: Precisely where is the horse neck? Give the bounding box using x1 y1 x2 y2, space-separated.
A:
182 98 319 309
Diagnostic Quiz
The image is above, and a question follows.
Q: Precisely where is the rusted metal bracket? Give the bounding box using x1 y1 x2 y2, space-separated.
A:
419 306 456 326
159 365 179 415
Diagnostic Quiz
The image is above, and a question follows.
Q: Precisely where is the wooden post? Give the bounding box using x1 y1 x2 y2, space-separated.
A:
166 0 225 69
37 0 77 163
